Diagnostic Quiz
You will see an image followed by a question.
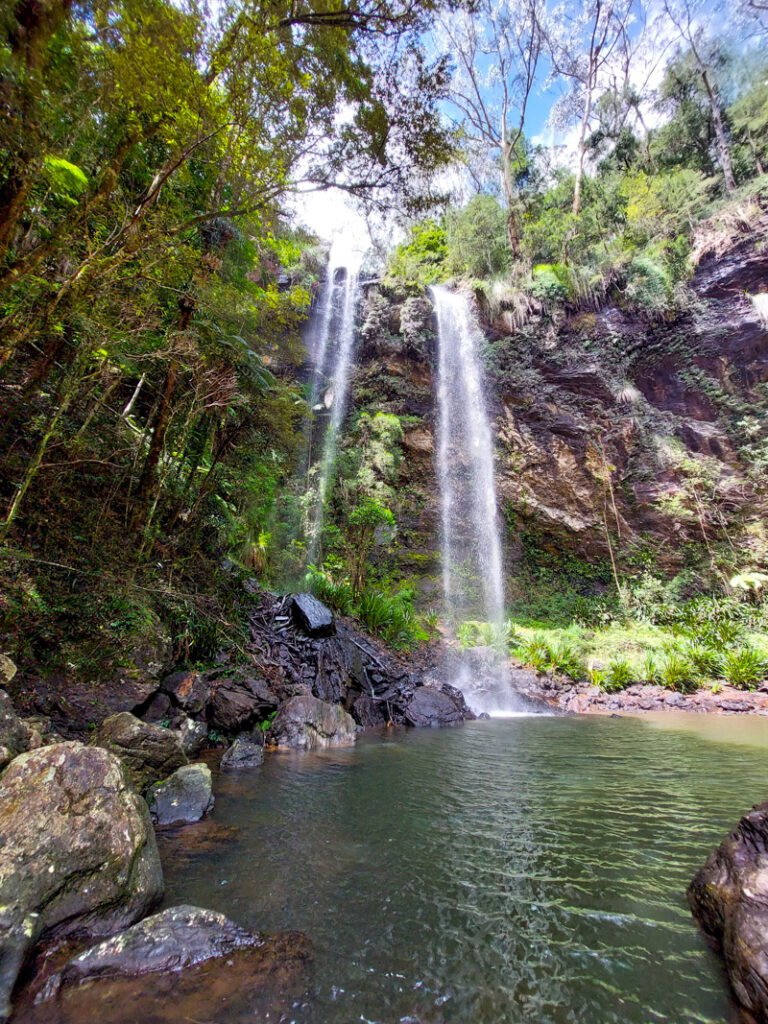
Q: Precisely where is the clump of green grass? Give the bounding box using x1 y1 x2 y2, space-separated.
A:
658 649 700 693
721 647 767 690
547 639 586 681
516 633 551 674
602 657 635 692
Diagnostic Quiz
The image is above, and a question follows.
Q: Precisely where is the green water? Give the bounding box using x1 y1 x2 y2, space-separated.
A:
162 715 767 1023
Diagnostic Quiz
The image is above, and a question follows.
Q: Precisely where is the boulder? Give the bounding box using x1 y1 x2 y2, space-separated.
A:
688 799 768 1021
0 743 162 1023
41 906 261 996
91 712 188 792
289 593 335 638
220 737 264 770
0 656 16 686
405 685 467 728
146 764 214 826
176 715 208 756
0 690 31 769
269 695 356 750
140 692 172 724
160 670 211 715
208 669 278 734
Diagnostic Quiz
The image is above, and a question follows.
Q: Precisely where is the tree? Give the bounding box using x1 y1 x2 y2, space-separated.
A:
0 0 457 546
547 0 635 217
348 499 396 595
437 0 546 254
661 0 737 191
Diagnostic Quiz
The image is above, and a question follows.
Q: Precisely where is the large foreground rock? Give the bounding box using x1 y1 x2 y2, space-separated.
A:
146 763 214 826
42 906 260 995
91 712 188 791
208 669 278 734
688 800 768 1021
289 593 335 637
269 695 356 749
405 684 470 727
0 743 162 1023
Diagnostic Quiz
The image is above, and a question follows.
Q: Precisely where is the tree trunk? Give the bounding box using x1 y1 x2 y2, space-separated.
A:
128 358 179 536
501 142 521 256
701 68 736 192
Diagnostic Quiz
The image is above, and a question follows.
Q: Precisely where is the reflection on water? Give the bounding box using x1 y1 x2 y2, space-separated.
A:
157 716 767 1023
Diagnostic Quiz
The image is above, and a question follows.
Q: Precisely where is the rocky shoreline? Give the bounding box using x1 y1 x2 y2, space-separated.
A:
3 589 768 1021
0 588 475 1021
507 662 768 717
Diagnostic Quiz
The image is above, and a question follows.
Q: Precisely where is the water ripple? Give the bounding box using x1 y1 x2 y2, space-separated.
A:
161 716 768 1024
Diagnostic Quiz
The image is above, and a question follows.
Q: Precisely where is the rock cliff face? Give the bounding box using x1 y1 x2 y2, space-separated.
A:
348 217 768 602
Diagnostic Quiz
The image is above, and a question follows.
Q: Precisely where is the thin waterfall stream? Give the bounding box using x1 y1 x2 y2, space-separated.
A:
306 250 362 562
432 286 521 714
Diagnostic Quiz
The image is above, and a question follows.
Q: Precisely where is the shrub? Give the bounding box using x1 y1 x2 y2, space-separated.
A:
305 564 354 614
458 619 515 653
683 640 723 679
548 639 586 681
721 647 767 690
603 657 634 692
659 650 700 693
357 588 428 649
516 634 551 673
641 651 660 684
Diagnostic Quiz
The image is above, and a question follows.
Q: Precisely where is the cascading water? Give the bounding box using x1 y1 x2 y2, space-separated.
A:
306 247 362 562
432 286 523 715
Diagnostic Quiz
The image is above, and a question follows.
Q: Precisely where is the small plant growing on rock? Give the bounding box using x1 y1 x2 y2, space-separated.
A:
721 647 767 690
604 657 634 692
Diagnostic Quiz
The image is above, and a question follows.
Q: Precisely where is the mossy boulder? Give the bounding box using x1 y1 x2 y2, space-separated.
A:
91 712 187 792
0 743 163 1022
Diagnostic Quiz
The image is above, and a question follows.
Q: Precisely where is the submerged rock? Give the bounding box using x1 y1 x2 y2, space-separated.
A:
404 685 468 728
91 712 188 792
688 799 768 1021
289 593 335 638
220 736 264 769
0 743 162 1023
41 905 259 995
269 695 356 749
15 929 311 1024
146 763 214 826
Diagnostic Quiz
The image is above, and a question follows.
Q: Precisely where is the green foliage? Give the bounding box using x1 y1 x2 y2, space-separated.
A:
304 563 355 615
445 195 511 278
603 657 635 691
456 618 516 653
357 588 427 649
658 650 700 693
514 632 585 680
385 220 447 287
721 647 767 690
515 633 551 673
547 639 586 681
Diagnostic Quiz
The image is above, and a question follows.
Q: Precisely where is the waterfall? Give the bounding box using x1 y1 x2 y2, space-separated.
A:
433 286 505 622
433 286 522 714
307 258 362 562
